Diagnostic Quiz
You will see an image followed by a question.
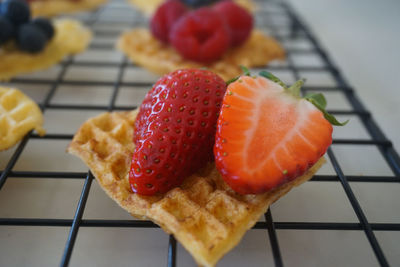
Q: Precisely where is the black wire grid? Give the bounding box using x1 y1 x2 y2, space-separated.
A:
1 0 399 266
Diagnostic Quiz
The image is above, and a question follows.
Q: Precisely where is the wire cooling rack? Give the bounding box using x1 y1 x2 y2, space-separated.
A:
1 0 399 266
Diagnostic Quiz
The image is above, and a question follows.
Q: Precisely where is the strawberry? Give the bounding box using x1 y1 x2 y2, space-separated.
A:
130 69 227 195
214 70 347 194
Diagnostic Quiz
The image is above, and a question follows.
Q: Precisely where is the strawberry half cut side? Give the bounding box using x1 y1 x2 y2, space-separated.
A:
214 69 347 194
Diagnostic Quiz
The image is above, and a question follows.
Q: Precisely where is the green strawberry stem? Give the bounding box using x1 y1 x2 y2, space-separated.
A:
259 70 288 89
304 93 348 126
258 70 348 126
226 67 348 126
226 76 240 85
227 67 347 126
226 66 251 85
240 65 251 76
304 92 327 109
288 79 305 98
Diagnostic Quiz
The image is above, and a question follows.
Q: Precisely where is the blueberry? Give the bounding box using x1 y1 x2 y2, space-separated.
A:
0 15 15 45
0 0 30 26
32 17 54 40
179 0 217 8
17 23 47 53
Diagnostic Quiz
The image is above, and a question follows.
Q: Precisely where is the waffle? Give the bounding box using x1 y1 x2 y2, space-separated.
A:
128 0 255 15
0 87 45 151
31 0 107 17
0 19 92 81
68 109 325 267
117 29 285 81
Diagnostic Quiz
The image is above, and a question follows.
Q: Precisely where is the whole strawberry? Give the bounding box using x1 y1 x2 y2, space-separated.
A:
130 69 227 195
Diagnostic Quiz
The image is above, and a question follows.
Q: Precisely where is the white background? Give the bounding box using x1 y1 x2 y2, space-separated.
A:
287 0 400 151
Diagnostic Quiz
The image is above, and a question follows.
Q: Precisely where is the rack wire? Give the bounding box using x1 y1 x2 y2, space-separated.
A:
1 0 399 266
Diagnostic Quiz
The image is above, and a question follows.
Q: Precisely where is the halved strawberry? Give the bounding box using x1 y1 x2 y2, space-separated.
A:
214 71 346 194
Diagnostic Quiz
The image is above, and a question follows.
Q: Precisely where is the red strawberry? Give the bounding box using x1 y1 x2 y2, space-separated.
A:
213 0 253 46
150 0 187 44
130 69 227 195
214 71 346 194
169 7 230 63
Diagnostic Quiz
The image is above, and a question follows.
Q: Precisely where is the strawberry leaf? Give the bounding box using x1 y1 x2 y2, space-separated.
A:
259 71 288 89
322 111 349 126
258 70 348 126
226 66 251 85
304 93 327 109
226 76 240 85
240 65 251 76
304 94 348 126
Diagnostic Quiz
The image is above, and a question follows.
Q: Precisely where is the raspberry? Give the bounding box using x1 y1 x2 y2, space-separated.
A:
150 0 187 44
169 7 230 63
213 0 253 46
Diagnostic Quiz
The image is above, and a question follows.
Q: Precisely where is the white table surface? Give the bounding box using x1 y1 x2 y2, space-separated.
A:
287 0 400 151
0 0 399 266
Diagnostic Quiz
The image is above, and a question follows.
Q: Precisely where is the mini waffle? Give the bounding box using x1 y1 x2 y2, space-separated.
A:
0 19 92 81
31 0 107 17
68 109 325 267
128 0 255 15
0 87 45 151
117 29 285 81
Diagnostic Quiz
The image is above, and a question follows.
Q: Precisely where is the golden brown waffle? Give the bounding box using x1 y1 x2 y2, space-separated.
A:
0 19 92 81
0 87 45 151
68 109 325 267
31 0 107 17
128 0 255 15
117 29 285 81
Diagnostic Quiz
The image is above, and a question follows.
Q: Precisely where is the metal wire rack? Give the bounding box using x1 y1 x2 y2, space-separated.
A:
1 0 399 266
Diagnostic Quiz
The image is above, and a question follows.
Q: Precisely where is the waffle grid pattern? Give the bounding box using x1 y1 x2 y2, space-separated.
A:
0 0 399 266
67 109 325 266
0 87 45 151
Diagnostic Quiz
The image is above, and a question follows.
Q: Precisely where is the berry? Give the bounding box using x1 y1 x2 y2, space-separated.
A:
150 0 187 44
214 72 345 194
169 8 230 63
17 23 47 53
213 0 253 46
179 0 217 8
0 15 15 45
130 69 227 195
32 17 55 40
0 0 30 26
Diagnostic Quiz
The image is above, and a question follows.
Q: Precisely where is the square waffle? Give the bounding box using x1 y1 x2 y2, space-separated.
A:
68 109 325 267
0 19 92 81
31 0 107 17
117 29 285 81
0 87 45 151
